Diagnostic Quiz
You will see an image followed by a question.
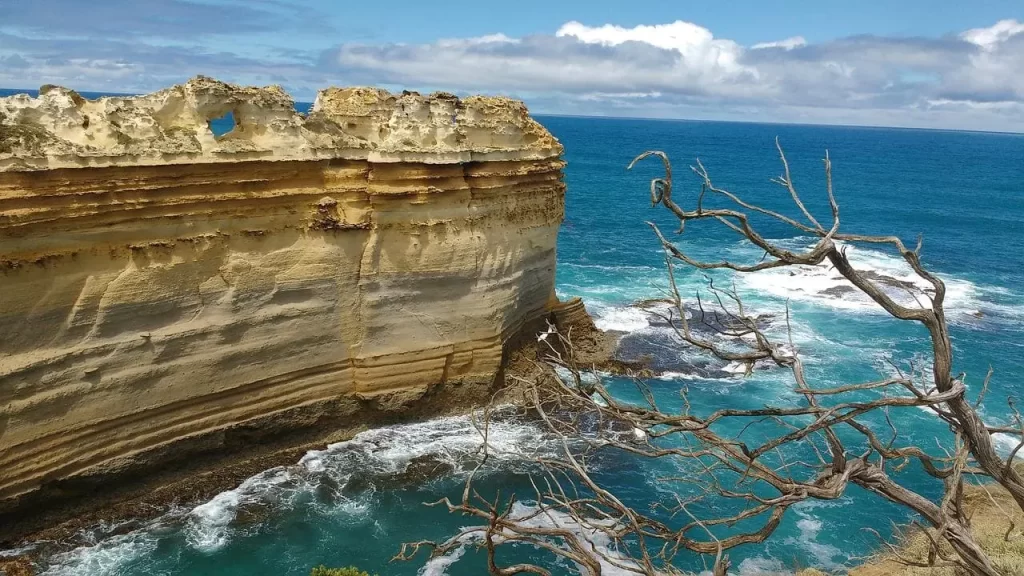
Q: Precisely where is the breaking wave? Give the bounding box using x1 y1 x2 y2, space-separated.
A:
729 239 1023 326
31 410 555 576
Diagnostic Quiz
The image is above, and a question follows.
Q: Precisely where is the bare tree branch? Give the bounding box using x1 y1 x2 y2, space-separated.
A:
400 143 1019 576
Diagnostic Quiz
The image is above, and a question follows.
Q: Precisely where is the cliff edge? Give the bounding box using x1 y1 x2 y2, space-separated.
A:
0 77 566 538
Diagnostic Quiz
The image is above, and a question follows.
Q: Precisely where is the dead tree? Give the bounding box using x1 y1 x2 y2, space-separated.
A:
397 143 1024 576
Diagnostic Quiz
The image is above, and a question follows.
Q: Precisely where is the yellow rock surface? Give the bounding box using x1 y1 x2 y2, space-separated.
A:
0 77 565 518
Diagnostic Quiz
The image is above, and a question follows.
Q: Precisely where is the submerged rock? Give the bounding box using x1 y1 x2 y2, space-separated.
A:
609 300 776 378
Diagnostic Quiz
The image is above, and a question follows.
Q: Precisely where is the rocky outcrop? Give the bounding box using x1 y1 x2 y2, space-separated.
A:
0 77 565 535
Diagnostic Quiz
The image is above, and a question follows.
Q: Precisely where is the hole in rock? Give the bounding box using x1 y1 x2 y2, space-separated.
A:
208 110 237 138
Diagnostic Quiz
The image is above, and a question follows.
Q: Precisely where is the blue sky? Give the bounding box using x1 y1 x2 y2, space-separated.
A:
2 0 1024 131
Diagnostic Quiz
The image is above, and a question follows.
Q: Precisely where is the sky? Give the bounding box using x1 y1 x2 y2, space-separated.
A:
2 0 1024 131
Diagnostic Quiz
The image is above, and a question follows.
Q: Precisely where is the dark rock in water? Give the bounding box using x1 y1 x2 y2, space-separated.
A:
615 329 733 378
339 454 460 496
234 502 272 526
392 455 457 487
593 300 777 380
339 472 372 497
820 285 856 298
571 408 634 437
94 518 147 540
813 270 936 303
615 310 763 379
632 297 674 309
547 406 644 447
859 270 933 294
641 303 773 336
315 473 343 504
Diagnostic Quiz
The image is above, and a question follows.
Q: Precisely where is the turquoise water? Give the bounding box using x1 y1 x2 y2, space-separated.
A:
4 100 1024 574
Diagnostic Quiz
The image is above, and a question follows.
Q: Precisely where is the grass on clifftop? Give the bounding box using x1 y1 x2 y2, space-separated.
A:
845 475 1024 576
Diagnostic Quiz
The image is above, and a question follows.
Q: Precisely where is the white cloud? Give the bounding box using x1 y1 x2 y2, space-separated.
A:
961 19 1024 50
751 36 807 50
557 20 719 52
337 20 763 100
5 12 1024 132
334 18 1024 131
555 20 749 78
0 57 145 89
436 33 518 48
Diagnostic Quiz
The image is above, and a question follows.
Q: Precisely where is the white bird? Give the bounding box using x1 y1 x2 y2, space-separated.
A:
632 427 647 442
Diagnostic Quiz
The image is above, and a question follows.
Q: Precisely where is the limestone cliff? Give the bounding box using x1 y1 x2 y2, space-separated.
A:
0 77 566 533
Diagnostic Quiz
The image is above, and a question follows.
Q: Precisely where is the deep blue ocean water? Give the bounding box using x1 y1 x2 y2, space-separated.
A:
3 88 1024 574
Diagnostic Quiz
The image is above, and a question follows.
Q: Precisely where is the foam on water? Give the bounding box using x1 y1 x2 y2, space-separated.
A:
590 303 651 332
423 502 647 576
729 557 787 576
568 237 1023 337
0 544 37 559
32 410 555 576
552 365 604 386
505 503 645 576
722 361 750 375
992 432 1024 457
655 371 700 381
784 501 848 573
730 239 1022 325
418 544 467 576
40 532 161 576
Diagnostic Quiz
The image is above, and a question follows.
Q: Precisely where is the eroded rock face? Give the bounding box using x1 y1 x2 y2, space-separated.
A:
0 76 561 170
0 77 565 528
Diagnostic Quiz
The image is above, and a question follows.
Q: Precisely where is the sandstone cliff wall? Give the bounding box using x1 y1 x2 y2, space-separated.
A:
0 77 565 529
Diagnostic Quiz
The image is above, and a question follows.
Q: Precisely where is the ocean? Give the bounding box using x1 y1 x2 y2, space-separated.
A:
3 91 1024 575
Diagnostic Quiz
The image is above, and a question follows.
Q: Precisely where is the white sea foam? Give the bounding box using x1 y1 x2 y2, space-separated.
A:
780 500 851 574
731 557 786 575
0 544 37 558
516 503 646 575
418 543 468 576
592 304 651 332
507 502 646 575
186 490 241 553
39 532 160 576
655 371 699 381
722 361 750 375
552 364 604 387
733 240 1017 324
993 432 1023 457
184 466 300 554
561 262 662 273
33 410 554 575
408 501 648 576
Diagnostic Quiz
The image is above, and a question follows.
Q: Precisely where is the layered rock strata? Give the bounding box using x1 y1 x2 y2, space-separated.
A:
0 77 565 533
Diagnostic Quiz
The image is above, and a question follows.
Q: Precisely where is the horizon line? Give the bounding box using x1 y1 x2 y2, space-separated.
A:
532 112 1024 137
2 86 1021 137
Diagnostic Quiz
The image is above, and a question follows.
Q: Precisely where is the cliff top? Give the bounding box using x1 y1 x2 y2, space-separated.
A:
0 76 563 171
